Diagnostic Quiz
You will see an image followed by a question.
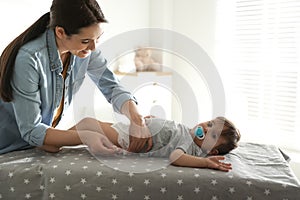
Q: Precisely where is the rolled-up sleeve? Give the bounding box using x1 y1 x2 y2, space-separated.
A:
11 51 50 146
87 49 137 113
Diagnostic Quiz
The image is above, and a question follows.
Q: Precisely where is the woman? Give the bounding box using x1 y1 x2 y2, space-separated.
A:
0 0 152 154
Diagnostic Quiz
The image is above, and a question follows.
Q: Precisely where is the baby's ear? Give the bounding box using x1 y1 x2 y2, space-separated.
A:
208 149 219 155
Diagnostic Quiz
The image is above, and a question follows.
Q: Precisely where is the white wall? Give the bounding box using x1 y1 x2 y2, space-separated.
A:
0 0 50 52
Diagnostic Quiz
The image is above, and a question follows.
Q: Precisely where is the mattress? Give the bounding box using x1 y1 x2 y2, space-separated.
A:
0 142 299 200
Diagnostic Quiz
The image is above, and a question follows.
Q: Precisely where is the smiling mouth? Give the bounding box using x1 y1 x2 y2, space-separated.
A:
81 50 90 54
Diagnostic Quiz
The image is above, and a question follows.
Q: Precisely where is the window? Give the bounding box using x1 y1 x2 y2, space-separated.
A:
216 0 300 151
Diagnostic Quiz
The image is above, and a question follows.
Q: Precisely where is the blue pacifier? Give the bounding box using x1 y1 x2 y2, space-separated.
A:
194 126 205 140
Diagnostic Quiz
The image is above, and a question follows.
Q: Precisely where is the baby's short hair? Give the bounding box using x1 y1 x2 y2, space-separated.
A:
213 117 241 155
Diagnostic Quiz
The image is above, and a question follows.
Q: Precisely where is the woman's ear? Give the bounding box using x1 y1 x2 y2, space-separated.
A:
55 26 67 39
208 148 219 155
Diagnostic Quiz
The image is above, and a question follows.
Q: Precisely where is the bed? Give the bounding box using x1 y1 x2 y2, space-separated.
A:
0 142 299 200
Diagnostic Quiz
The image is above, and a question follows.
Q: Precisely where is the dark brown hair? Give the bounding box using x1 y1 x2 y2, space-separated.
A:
0 0 107 102
214 117 241 155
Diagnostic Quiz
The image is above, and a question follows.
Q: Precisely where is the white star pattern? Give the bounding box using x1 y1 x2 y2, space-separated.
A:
264 189 271 196
177 179 183 185
194 187 200 193
144 179 150 186
96 186 102 192
144 195 150 200
160 173 167 178
25 193 31 199
10 187 15 192
81 193 87 199
128 186 134 193
194 173 200 178
49 193 55 199
177 195 183 200
128 172 134 177
23 179 30 184
40 185 45 190
8 172 13 178
112 178 117 184
96 171 103 176
160 187 167 194
246 180 252 186
211 179 217 186
211 195 218 200
82 166 88 170
228 187 235 194
112 194 118 200
65 185 71 191
50 177 55 183
81 178 87 184
246 196 253 200
65 170 72 175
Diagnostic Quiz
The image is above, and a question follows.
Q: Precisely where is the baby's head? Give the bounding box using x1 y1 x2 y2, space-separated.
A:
193 117 241 155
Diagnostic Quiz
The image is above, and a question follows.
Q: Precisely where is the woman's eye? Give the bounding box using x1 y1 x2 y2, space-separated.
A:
207 121 213 127
81 40 89 44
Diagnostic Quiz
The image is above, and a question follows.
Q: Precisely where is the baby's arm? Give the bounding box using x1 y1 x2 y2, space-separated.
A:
169 149 232 172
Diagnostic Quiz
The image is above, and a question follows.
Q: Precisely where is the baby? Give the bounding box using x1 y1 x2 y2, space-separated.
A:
73 116 240 172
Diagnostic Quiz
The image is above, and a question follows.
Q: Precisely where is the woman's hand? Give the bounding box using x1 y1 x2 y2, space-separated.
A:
205 156 232 172
121 100 153 152
78 130 120 155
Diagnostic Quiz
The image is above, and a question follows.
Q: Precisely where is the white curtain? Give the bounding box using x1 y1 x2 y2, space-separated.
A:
216 0 300 151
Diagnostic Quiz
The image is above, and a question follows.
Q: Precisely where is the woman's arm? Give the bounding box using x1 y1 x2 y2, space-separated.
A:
87 51 153 152
41 127 118 154
169 149 232 172
44 128 81 147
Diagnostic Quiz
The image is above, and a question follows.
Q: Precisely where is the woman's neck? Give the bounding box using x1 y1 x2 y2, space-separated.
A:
60 52 71 66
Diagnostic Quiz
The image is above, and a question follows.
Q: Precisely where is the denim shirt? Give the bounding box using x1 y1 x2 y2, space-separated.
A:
0 29 135 154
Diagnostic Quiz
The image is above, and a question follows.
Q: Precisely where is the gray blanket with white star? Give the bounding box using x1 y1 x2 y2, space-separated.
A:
0 142 299 200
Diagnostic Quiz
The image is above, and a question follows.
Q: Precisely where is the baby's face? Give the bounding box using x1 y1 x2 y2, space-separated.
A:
192 119 226 155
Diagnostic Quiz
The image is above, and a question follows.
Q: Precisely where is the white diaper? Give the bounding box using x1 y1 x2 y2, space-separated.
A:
111 122 130 149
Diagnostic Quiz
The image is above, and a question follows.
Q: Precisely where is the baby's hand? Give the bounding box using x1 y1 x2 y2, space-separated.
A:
205 156 232 172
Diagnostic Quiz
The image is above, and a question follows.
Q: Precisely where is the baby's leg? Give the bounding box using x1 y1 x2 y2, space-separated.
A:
69 117 121 147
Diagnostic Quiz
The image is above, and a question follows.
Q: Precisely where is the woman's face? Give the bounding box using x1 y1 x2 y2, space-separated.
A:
57 23 104 58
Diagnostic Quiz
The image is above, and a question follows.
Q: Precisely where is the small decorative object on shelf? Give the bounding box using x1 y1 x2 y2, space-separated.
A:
134 47 162 72
115 47 163 73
